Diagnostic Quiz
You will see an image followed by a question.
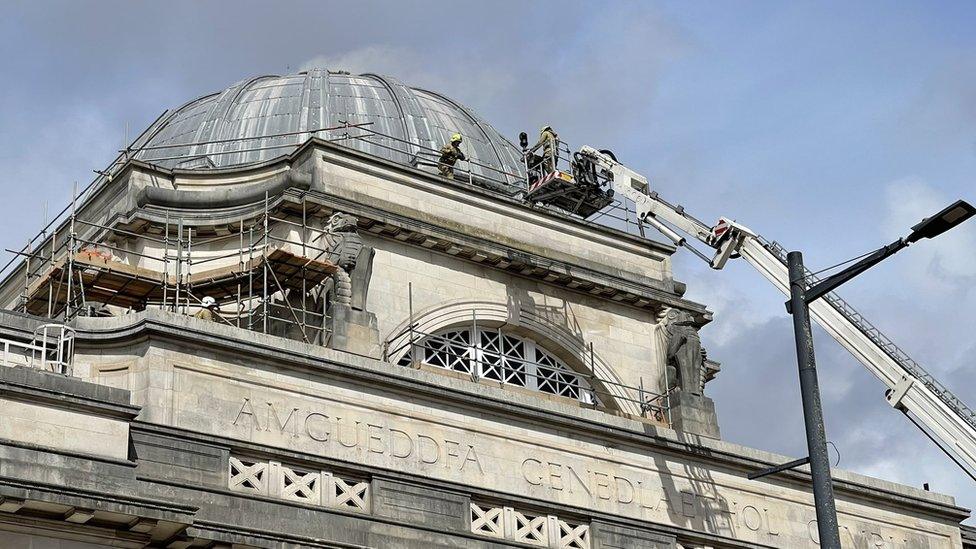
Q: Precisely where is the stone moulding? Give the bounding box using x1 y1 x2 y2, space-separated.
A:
135 168 312 210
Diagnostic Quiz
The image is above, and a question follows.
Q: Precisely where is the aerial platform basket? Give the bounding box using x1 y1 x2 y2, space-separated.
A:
524 170 614 219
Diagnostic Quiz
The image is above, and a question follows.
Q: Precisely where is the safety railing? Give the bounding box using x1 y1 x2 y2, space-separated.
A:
523 138 573 181
384 321 671 422
0 323 75 375
131 121 527 196
0 337 37 369
32 323 76 375
334 125 526 194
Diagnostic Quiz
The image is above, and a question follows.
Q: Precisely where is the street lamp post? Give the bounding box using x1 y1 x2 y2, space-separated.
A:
768 200 974 549
787 250 841 548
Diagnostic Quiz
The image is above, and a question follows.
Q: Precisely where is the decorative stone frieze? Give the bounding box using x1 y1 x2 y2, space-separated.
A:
228 456 370 513
470 502 590 548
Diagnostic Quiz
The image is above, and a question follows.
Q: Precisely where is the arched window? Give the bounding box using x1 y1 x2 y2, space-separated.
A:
397 327 598 405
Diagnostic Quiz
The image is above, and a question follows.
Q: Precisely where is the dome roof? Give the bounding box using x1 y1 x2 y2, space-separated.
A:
132 69 525 187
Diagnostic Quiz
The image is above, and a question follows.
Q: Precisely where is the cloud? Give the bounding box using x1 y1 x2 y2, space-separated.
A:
897 54 976 155
298 4 693 150
881 178 976 288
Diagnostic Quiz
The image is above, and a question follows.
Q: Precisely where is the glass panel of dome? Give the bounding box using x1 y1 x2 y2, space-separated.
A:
134 70 526 178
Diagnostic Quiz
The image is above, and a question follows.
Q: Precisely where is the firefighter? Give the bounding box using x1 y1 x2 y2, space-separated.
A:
535 125 559 173
194 296 219 322
438 133 466 179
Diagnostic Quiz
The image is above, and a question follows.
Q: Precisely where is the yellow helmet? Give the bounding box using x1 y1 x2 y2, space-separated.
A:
450 133 462 143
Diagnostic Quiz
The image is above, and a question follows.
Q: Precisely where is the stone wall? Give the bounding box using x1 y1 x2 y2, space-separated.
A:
314 146 674 287
367 235 665 401
66 312 968 548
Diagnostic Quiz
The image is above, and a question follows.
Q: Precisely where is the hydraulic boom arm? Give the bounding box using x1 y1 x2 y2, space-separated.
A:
578 146 754 269
578 145 976 480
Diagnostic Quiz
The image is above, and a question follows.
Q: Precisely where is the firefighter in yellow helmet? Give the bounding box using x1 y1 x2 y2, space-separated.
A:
535 125 558 174
438 133 466 179
193 296 220 322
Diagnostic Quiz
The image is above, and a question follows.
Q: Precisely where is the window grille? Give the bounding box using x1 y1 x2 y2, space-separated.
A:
398 327 596 405
425 329 472 373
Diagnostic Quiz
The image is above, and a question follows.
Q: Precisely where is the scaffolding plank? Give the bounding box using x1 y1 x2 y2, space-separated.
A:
23 244 340 315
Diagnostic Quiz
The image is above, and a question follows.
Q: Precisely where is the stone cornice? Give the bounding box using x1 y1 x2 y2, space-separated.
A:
0 366 140 421
106 186 708 318
287 190 708 319
312 140 676 256
0 474 198 522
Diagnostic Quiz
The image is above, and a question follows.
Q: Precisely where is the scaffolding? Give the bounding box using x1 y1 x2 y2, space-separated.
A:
10 188 347 347
6 185 673 422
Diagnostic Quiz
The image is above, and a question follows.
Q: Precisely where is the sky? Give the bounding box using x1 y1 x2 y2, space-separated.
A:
2 0 975 520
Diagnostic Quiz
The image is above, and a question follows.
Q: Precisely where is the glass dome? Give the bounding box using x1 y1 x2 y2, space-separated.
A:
131 69 525 187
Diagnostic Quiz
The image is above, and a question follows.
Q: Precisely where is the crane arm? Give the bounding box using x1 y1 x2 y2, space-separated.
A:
579 145 755 269
577 145 976 480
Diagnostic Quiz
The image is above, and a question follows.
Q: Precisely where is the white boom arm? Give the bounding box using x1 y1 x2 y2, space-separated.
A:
579 145 976 479
580 146 755 269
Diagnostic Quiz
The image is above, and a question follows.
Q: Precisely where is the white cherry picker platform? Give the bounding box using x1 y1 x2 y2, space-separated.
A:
528 143 976 481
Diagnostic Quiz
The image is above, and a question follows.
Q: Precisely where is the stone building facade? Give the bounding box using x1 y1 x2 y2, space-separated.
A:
0 70 970 548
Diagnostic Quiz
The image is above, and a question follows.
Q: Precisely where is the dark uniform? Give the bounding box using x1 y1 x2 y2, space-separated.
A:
438 135 466 179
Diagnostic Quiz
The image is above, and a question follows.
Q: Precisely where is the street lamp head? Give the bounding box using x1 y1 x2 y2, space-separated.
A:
906 200 975 243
